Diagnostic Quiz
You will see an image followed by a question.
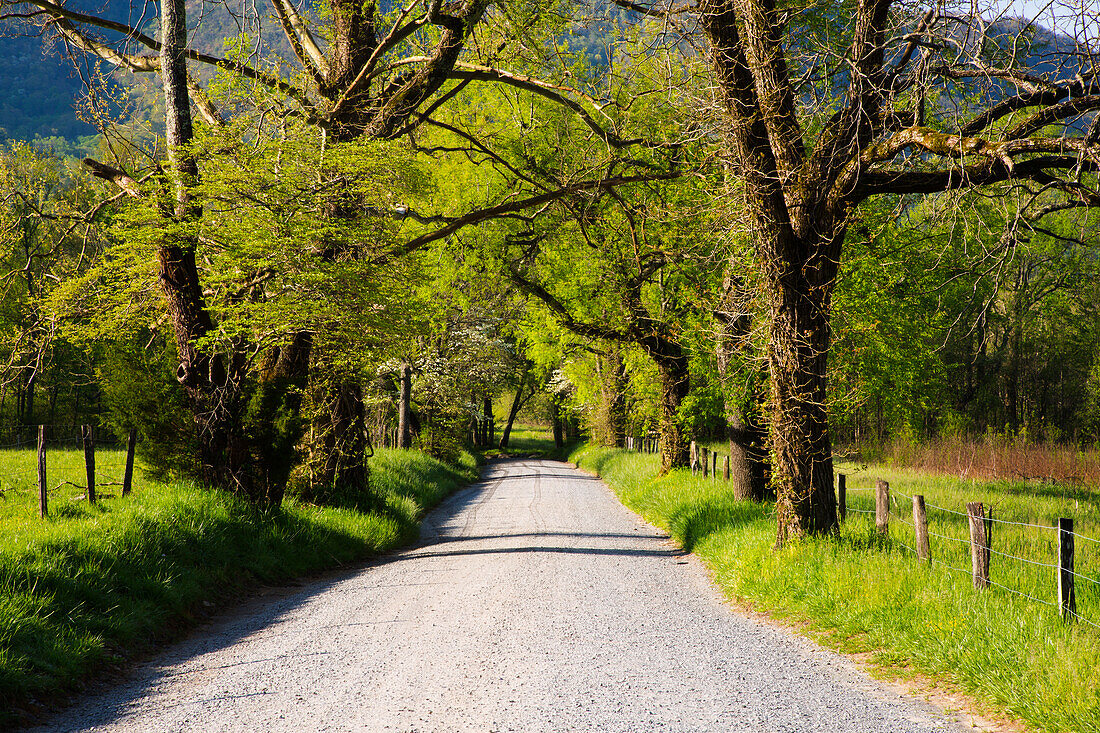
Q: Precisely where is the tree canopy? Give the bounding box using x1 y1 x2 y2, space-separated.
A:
0 0 1097 545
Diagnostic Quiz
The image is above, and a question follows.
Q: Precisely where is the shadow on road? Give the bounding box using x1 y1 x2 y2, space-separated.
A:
26 458 654 732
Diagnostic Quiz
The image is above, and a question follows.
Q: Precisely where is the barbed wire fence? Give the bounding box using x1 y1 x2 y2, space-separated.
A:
0 424 138 518
840 475 1098 630
610 440 1100 629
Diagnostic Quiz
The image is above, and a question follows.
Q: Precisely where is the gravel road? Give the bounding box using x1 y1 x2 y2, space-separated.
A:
33 458 971 732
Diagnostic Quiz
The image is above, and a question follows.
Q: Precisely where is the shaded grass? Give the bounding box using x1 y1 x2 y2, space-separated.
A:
0 448 477 725
572 445 1100 733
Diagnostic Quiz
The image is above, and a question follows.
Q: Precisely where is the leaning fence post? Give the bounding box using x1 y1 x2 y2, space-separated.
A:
875 480 889 535
122 428 137 497
836 473 844 519
912 494 930 563
37 425 47 519
712 451 718 479
82 424 96 504
967 502 990 589
1058 517 1077 621
837 473 846 523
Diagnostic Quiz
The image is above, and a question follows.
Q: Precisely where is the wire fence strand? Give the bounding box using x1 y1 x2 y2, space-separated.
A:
840 477 1100 628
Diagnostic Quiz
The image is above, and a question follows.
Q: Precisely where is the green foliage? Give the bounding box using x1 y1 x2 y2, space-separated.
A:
96 338 197 479
831 191 1100 446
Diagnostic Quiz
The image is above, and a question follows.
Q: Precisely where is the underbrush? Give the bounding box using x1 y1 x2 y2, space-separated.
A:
572 445 1100 733
0 448 477 725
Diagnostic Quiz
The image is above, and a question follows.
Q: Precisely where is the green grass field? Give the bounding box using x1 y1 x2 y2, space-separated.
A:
572 445 1100 733
0 447 478 725
482 422 568 459
0 444 156 527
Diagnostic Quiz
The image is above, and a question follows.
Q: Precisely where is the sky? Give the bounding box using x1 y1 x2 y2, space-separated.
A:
993 0 1099 38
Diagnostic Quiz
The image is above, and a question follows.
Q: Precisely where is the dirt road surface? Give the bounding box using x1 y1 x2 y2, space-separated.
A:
33 459 970 732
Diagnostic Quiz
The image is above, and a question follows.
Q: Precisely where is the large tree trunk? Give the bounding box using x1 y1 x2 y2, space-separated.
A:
159 0 252 502
715 277 769 501
160 21 311 504
766 231 840 543
701 1 838 539
655 356 690 474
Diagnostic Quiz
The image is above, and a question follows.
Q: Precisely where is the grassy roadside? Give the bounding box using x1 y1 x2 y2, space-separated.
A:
0 447 477 725
571 445 1100 733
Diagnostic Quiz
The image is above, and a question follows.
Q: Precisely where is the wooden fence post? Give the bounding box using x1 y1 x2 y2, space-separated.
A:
712 451 718 479
837 473 846 523
122 428 137 497
82 424 95 505
912 494 930 563
690 441 698 474
875 480 889 535
1058 517 1077 621
702 447 709 477
967 502 990 589
723 455 730 481
37 425 46 519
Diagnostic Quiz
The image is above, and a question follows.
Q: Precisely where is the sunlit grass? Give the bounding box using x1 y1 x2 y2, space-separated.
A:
0 447 477 725
482 422 568 459
573 445 1100 733
0 446 156 528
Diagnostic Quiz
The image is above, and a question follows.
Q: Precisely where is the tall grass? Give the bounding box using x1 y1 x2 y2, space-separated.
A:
573 445 1100 733
857 435 1100 487
0 448 477 725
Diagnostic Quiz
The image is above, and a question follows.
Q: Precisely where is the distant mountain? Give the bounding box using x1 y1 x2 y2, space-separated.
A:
0 0 266 150
0 4 1089 151
0 32 99 142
